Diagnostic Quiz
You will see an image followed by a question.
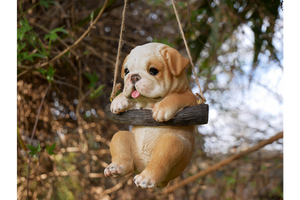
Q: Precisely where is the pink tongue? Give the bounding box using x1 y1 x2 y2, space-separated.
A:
131 90 140 98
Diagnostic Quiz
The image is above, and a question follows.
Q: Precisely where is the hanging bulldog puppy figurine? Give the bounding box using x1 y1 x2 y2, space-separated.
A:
104 43 198 188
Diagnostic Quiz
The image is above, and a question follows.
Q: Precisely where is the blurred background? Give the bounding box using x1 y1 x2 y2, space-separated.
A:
17 0 283 199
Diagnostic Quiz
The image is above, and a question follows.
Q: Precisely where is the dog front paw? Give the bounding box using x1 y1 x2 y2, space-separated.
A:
152 103 177 122
110 96 130 114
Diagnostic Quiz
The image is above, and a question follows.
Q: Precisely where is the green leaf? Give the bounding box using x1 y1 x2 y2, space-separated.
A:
178 2 185 8
17 42 26 52
46 143 56 155
36 142 41 152
26 144 36 152
89 84 105 99
17 19 32 40
84 72 94 81
38 65 55 83
84 72 93 81
261 165 267 170
89 82 96 88
47 65 56 77
211 74 217 81
84 72 99 88
47 151 56 155
49 143 56 151
116 91 121 96
90 11 94 20
37 68 47 76
226 176 236 185
32 53 47 59
23 54 34 62
49 33 58 41
44 34 50 40
90 72 98 82
14 28 24 40
50 26 69 35
40 0 56 9
83 50 90 55
29 151 37 156
51 33 58 41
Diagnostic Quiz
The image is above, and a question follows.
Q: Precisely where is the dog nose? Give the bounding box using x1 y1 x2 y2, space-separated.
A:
131 74 141 84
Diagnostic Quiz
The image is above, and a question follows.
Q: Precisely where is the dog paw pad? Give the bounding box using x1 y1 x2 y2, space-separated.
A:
104 163 124 178
133 174 156 189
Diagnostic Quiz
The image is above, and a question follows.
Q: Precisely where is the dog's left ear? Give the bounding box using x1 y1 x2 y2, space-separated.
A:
121 55 129 79
160 46 190 76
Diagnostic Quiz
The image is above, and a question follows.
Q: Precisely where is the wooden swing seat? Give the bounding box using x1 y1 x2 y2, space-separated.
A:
105 103 209 126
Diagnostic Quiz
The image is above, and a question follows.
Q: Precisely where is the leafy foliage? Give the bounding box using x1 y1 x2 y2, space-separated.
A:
84 72 98 89
36 65 56 82
39 0 56 9
17 16 68 77
26 143 41 158
46 143 56 155
89 84 106 99
17 19 47 65
84 72 106 99
182 0 282 85
44 26 69 55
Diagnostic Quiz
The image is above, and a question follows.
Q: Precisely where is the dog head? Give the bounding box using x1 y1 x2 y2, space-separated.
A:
121 43 190 100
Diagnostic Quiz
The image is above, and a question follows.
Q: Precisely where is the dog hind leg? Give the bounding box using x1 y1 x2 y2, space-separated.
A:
104 131 135 178
133 133 191 188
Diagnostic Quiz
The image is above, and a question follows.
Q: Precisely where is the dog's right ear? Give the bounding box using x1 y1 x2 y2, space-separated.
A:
121 55 129 79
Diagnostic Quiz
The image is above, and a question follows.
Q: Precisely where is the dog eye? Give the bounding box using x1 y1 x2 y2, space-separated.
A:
124 68 129 76
149 67 159 76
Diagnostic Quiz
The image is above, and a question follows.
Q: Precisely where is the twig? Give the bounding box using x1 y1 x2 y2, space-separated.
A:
86 45 116 66
29 84 51 142
17 0 109 78
76 60 85 141
102 176 130 195
161 131 283 194
46 185 53 200
97 35 137 48
29 21 79 58
34 72 80 91
54 80 80 91
49 0 109 64
27 83 51 200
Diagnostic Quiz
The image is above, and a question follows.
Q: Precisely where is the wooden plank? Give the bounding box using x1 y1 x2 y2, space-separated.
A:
104 104 209 126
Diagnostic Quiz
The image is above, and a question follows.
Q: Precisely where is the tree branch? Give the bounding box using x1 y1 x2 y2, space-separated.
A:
161 131 283 194
27 83 51 200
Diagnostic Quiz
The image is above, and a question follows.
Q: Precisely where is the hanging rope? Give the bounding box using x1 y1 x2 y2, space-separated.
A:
110 0 128 102
170 0 206 104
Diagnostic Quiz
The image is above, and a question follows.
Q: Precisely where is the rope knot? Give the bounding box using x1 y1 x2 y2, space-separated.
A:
110 83 122 102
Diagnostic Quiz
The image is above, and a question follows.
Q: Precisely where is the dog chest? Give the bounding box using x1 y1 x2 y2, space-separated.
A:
132 127 163 160
131 126 194 161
